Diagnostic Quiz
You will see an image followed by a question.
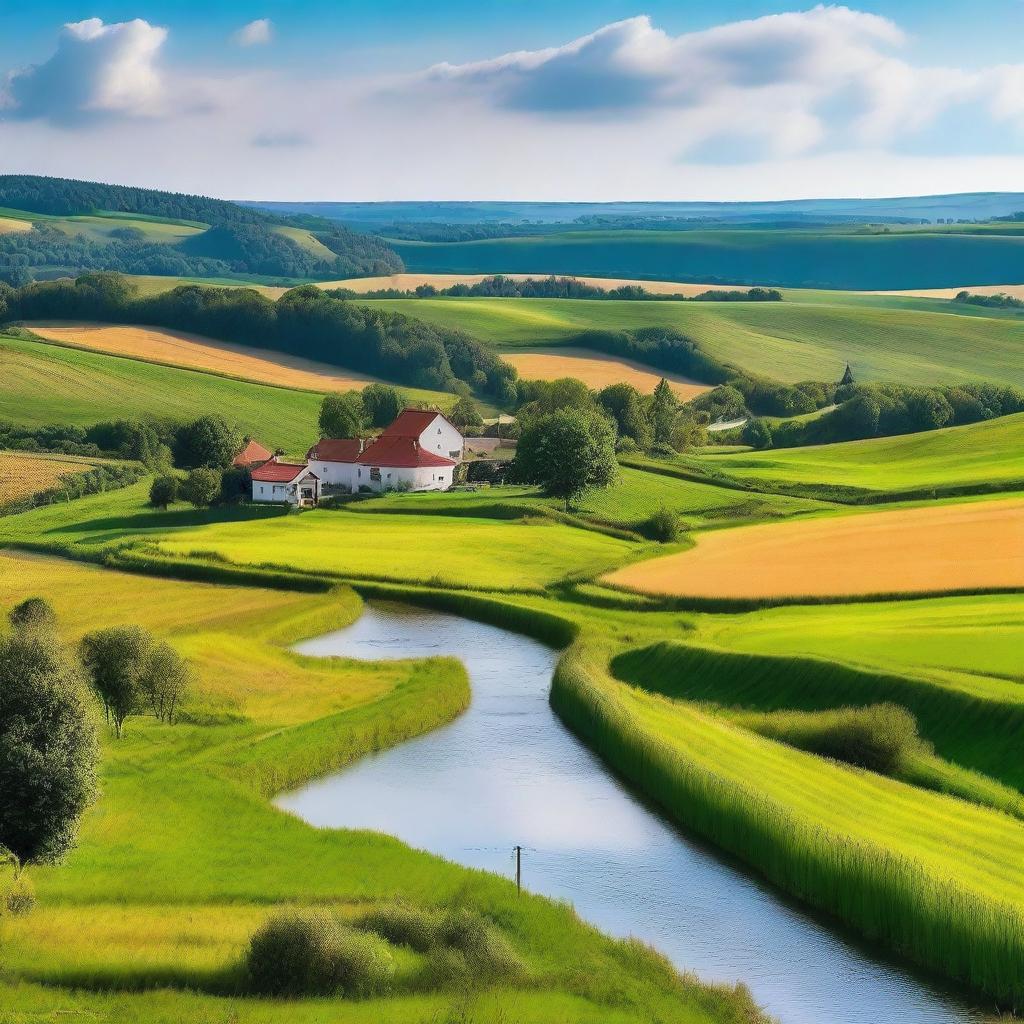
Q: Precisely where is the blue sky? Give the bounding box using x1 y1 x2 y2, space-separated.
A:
2 3 1024 200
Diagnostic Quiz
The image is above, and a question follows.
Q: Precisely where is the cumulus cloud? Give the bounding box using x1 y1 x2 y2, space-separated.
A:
3 18 167 126
414 6 1024 160
233 19 273 47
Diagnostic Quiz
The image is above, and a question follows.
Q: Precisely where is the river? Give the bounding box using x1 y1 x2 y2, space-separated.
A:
276 601 981 1024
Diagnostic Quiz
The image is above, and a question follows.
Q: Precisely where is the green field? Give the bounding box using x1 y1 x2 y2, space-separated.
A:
0 205 206 244
357 296 1024 387
392 227 1024 291
0 331 327 452
0 553 748 1024
695 413 1024 493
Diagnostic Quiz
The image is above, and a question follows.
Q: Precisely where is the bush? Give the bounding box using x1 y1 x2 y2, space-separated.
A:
742 703 924 776
615 436 642 455
1 875 36 915
8 597 57 633
149 475 178 510
247 909 394 998
437 908 522 980
741 418 773 450
359 903 439 952
644 507 680 543
181 467 221 508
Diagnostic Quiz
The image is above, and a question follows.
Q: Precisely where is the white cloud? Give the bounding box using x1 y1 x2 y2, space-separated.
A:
233 19 274 47
412 6 1024 160
3 18 167 126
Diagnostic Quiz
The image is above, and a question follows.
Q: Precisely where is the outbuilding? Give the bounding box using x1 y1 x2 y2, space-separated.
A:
251 460 320 507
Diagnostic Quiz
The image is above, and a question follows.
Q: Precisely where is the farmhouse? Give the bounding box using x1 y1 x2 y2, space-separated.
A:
251 460 320 507
233 439 273 468
306 409 464 494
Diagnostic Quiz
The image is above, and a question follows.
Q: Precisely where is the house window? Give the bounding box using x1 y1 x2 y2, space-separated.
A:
370 467 381 482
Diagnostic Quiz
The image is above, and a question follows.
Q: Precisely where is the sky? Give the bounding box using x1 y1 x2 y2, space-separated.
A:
2 2 1024 201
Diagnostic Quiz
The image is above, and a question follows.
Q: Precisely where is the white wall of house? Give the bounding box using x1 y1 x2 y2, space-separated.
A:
308 460 356 490
252 473 320 506
352 463 454 493
419 416 464 462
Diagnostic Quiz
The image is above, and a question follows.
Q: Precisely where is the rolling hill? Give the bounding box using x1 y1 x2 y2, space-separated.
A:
356 296 1024 388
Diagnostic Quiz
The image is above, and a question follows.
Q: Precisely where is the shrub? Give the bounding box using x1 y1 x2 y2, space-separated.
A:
741 703 924 776
359 903 439 952
149 475 178 509
741 418 773 450
644 507 681 543
181 467 222 508
615 436 642 455
8 597 57 633
2 875 36 915
247 909 394 998
437 909 523 981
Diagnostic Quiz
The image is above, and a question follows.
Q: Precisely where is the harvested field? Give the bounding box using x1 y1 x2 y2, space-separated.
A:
0 450 98 503
323 272 751 295
26 321 385 393
874 284 1024 299
0 216 32 235
604 497 1024 599
503 347 711 399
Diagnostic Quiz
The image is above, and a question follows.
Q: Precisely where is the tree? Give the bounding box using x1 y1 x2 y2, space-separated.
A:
741 418 773 450
219 465 251 505
149 475 179 510
319 392 365 439
598 383 652 450
513 409 618 510
450 396 483 429
79 627 152 738
649 379 679 446
361 384 405 428
141 641 190 724
0 631 98 872
181 467 222 508
174 415 241 469
9 597 57 634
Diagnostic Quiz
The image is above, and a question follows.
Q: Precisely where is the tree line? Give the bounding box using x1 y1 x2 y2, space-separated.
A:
341 274 782 303
2 273 517 400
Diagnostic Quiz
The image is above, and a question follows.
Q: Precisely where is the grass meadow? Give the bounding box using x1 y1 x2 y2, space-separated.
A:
695 412 1024 493
0 331 326 453
358 295 1024 388
0 553 758 1024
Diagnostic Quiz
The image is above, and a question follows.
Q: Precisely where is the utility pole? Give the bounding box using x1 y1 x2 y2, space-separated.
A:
514 844 522 894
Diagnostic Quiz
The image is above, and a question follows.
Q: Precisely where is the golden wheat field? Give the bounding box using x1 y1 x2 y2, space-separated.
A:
875 284 1024 298
0 216 32 235
0 450 98 503
604 497 1024 598
26 322 386 393
504 347 711 399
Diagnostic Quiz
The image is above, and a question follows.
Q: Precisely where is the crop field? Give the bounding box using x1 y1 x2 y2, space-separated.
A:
0 214 33 234
503 347 711 398
24 321 451 403
0 205 205 244
154 507 638 591
0 450 99 503
696 413 1024 493
0 331 325 453
604 496 1024 598
392 227 1024 291
358 296 1024 387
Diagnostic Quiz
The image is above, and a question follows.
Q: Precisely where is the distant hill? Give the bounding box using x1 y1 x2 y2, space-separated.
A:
243 193 1024 227
0 176 403 286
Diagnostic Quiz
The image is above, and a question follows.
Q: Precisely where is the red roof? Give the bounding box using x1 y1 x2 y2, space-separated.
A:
233 439 273 467
306 438 363 463
356 436 456 469
379 408 458 440
251 461 318 483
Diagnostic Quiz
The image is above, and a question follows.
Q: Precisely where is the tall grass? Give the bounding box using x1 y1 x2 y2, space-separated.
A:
611 642 1024 788
552 641 1024 1007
